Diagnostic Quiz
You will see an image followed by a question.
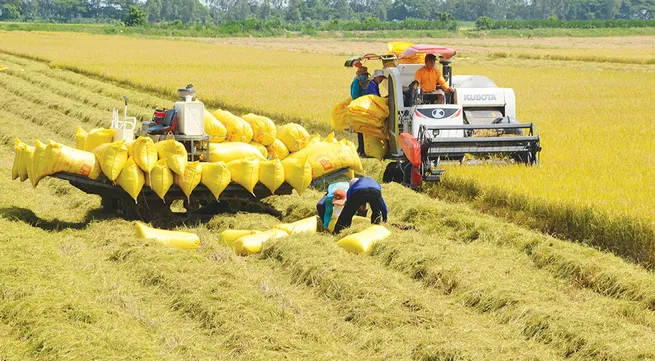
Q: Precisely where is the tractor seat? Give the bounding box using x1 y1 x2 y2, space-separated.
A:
147 109 177 134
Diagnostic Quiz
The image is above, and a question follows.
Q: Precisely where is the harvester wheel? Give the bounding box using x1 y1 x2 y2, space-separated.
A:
383 161 412 185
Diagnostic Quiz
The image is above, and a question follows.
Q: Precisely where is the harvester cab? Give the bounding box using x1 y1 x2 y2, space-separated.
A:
345 44 541 189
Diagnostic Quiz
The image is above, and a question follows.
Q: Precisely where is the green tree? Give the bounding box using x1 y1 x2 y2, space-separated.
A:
475 15 495 29
0 3 21 19
125 5 147 25
286 0 301 21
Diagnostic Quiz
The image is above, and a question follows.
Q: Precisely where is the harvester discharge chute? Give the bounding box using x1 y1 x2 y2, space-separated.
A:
340 43 542 189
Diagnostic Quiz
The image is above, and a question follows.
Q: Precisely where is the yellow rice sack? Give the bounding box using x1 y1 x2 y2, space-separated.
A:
341 139 364 173
116 157 145 201
83 128 115 152
204 109 228 143
41 142 102 181
281 158 311 196
345 95 390 139
174 161 202 199
232 229 288 256
324 132 337 143
259 159 285 194
274 216 317 234
227 158 260 194
135 222 200 250
212 109 253 143
75 126 87 150
266 138 290 160
12 139 27 181
249 142 269 159
336 225 391 254
208 142 265 163
327 215 370 233
155 139 187 175
219 229 260 248
200 161 231 200
277 123 310 152
93 141 128 181
30 140 50 188
132 136 158 173
146 159 174 200
331 98 352 131
363 134 388 161
242 113 277 146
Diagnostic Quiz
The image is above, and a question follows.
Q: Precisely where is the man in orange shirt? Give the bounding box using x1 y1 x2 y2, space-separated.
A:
414 54 454 104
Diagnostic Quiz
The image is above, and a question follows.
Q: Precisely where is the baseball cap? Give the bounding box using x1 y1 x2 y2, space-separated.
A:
372 69 386 78
333 189 347 206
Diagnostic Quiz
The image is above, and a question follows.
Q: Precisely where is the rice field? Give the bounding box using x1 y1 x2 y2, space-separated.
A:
2 31 654 266
3 50 655 359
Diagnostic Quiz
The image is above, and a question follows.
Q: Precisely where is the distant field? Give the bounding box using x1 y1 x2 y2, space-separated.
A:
3 52 655 359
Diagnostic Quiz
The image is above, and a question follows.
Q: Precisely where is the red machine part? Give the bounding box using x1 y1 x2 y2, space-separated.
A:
399 133 421 166
399 132 423 188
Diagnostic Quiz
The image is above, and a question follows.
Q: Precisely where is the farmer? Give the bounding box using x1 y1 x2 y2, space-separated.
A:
316 181 350 231
350 66 369 156
333 177 388 234
414 54 453 104
365 69 387 97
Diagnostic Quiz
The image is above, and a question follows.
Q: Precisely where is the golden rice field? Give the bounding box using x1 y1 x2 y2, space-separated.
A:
2 31 654 265
4 49 655 359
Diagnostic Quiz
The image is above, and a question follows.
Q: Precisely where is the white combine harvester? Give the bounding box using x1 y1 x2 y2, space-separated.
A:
346 44 541 188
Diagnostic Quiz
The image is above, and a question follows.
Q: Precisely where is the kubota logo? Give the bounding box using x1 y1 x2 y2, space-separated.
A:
463 94 497 101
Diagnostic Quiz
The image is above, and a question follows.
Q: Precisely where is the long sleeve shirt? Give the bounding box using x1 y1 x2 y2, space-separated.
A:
414 66 450 93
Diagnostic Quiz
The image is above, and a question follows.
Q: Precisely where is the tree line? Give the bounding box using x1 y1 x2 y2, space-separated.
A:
1 0 653 25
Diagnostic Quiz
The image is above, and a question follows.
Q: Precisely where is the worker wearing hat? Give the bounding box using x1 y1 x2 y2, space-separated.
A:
316 181 350 231
333 177 387 234
365 69 387 97
351 66 369 156
414 54 453 104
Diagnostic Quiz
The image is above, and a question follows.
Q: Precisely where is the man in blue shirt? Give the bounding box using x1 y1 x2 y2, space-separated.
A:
350 66 369 155
334 177 388 234
365 69 387 97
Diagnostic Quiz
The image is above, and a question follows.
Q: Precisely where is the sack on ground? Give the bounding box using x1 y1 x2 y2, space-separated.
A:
266 138 290 160
200 161 231 200
220 229 260 248
277 123 310 152
132 136 158 173
174 161 202 199
281 158 311 196
336 225 391 254
259 159 285 194
93 141 128 181
274 216 317 234
155 139 188 175
242 113 277 146
135 222 200 250
227 158 259 194
331 98 351 131
116 157 145 201
209 142 265 163
41 142 102 181
212 109 253 143
146 159 174 200
204 109 227 143
232 229 288 256
83 128 114 152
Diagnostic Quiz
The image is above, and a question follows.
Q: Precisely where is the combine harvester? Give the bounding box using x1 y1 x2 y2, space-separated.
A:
343 44 542 189
45 86 351 221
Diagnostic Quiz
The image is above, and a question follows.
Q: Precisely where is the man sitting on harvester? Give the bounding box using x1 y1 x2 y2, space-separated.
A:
414 53 453 104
